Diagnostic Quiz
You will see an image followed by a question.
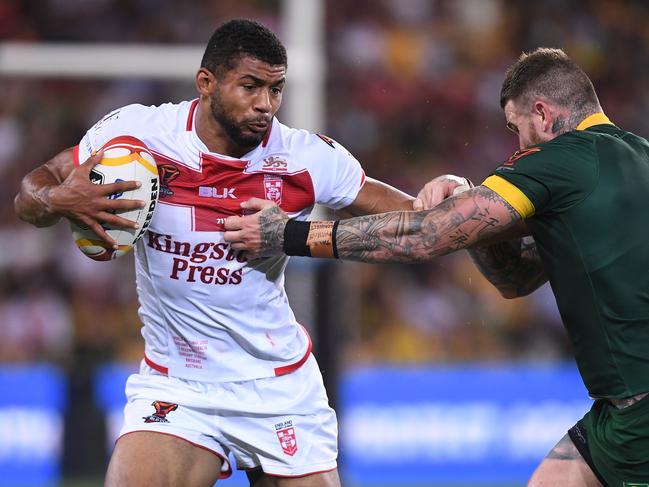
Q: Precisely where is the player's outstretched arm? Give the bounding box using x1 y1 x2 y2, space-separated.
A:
14 148 144 246
342 176 415 216
223 177 415 258
333 185 520 263
225 186 522 262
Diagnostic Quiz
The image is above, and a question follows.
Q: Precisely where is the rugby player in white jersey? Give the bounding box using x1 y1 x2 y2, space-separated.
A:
14 19 414 487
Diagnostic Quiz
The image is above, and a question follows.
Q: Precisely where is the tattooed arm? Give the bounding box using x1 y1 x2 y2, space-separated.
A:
468 237 548 298
333 185 521 263
224 186 521 263
224 186 523 262
224 187 547 296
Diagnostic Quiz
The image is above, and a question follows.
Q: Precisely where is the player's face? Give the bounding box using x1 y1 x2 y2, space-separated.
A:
504 100 551 149
210 56 286 149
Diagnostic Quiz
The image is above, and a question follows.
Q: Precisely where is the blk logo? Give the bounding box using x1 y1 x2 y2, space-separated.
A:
199 186 237 199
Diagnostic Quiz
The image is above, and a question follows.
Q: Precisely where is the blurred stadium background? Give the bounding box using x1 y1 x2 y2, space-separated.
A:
1 0 648 486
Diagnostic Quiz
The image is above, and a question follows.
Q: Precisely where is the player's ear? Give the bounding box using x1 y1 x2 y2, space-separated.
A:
534 101 552 132
196 68 217 96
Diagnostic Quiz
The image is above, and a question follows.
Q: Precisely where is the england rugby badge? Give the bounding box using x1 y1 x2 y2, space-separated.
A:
264 174 283 205
275 420 298 456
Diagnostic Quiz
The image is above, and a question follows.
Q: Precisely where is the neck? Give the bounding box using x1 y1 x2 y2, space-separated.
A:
194 98 251 158
566 105 602 132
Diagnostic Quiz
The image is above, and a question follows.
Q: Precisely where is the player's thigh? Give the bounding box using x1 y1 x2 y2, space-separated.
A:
247 468 341 487
527 433 602 487
105 431 223 487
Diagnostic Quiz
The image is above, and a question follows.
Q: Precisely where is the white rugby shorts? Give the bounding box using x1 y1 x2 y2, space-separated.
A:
118 354 338 478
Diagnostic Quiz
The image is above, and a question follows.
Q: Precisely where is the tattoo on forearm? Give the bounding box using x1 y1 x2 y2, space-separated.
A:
333 186 521 263
259 206 289 254
468 235 546 297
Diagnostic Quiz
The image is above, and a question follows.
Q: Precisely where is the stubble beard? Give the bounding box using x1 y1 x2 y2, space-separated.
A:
209 92 267 151
527 120 545 147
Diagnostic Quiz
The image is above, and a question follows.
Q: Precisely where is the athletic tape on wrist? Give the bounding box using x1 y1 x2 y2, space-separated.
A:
283 219 311 256
283 219 339 258
307 221 336 258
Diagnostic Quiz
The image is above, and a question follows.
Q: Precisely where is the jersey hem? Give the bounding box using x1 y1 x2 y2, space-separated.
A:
142 325 313 381
274 325 313 376
144 353 168 374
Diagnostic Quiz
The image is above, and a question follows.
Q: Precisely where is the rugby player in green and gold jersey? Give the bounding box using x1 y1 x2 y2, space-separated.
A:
224 48 649 486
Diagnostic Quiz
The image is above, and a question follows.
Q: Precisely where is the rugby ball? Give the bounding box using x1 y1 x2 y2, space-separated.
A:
452 176 474 195
71 135 159 261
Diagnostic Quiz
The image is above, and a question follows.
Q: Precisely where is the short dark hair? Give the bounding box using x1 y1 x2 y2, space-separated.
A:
201 19 287 77
500 48 600 115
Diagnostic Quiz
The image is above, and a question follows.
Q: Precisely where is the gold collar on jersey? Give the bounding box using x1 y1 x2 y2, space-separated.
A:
577 113 614 131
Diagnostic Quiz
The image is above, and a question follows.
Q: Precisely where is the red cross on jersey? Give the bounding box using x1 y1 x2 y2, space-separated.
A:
74 99 365 383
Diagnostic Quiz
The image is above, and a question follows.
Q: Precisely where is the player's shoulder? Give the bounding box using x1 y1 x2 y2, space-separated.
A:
550 129 599 147
498 132 597 171
541 130 603 165
270 119 357 161
94 100 192 137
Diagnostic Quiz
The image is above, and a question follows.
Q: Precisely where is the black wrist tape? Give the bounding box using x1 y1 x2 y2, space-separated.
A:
283 219 312 256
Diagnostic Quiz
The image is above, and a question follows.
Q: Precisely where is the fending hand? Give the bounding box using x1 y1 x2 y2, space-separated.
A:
224 198 290 259
48 150 145 247
412 174 474 210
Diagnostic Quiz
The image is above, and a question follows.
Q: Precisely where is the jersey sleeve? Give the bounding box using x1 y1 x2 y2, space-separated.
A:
483 135 598 217
74 104 148 166
300 134 365 209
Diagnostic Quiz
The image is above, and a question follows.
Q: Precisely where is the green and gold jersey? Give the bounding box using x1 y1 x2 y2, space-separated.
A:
484 113 649 399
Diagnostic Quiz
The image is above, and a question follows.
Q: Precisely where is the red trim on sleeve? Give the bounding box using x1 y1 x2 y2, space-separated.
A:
144 354 169 375
274 326 313 376
359 170 366 188
72 145 80 166
117 431 232 479
186 99 199 131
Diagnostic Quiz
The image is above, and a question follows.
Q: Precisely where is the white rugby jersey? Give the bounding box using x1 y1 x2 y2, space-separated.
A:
74 99 365 382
